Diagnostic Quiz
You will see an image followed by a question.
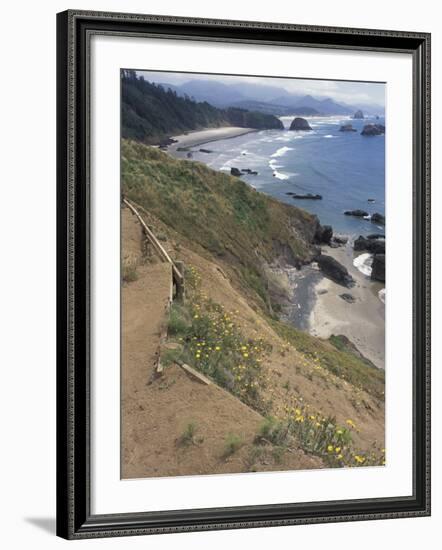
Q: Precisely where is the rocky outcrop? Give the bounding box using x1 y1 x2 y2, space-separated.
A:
371 254 385 282
158 137 178 149
354 235 385 254
353 110 364 119
340 293 356 303
314 224 333 245
361 124 385 136
289 117 312 131
317 254 355 287
344 209 369 217
241 168 258 175
339 124 357 132
289 193 322 200
332 235 348 245
230 167 241 177
371 212 385 225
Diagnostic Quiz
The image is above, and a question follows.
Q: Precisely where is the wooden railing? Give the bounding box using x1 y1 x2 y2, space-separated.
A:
123 198 184 298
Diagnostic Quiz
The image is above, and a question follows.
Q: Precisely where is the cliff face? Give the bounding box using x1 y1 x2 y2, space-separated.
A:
122 139 320 310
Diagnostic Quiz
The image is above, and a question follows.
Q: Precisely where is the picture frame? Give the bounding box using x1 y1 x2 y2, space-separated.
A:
56 9 431 539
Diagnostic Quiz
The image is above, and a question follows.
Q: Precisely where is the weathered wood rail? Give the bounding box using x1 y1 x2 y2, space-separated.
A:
123 197 193 382
123 198 184 299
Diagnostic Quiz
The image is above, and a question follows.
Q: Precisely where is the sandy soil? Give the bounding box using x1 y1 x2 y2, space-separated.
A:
168 126 256 152
309 244 385 369
121 206 321 479
123 363 322 479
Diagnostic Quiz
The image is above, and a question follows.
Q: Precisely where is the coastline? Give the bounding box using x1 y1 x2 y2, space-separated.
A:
168 126 257 153
309 244 385 369
165 125 385 368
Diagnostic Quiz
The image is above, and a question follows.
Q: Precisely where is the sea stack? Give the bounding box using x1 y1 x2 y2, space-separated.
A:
344 209 369 218
353 109 364 119
361 124 385 136
339 124 357 132
289 117 312 131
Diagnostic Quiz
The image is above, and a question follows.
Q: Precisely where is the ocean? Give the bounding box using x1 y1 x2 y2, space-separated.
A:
177 115 385 237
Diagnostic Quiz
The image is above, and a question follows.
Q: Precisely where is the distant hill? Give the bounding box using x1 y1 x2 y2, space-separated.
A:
228 100 320 116
160 78 291 106
163 79 247 107
159 79 363 116
271 94 353 115
122 71 283 144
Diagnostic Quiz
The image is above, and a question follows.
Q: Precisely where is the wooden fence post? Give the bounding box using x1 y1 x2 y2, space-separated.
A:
174 261 185 302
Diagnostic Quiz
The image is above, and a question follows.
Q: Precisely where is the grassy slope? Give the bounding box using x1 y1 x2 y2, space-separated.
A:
122 139 318 310
121 140 385 470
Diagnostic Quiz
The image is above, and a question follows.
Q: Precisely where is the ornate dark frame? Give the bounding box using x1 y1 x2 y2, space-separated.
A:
56 9 431 540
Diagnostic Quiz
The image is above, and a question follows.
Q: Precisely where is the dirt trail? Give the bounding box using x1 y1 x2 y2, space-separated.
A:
121 208 173 475
121 207 321 478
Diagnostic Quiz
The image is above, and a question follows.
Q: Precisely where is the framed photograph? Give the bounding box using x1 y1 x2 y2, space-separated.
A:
56 10 431 539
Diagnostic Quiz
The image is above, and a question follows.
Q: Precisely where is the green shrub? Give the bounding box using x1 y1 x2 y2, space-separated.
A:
168 304 191 336
178 422 197 446
224 433 244 456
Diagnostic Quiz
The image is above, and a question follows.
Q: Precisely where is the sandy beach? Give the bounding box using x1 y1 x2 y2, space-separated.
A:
168 126 256 153
309 244 385 369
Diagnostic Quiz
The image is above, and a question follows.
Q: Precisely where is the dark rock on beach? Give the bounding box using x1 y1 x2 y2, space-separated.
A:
367 233 385 240
241 168 258 175
158 137 178 149
230 167 242 177
199 148 213 154
289 117 312 131
354 235 385 254
361 123 385 136
339 124 357 132
332 235 348 245
317 254 355 288
371 212 385 225
314 224 333 245
340 293 356 303
353 110 364 119
344 209 369 217
371 254 385 282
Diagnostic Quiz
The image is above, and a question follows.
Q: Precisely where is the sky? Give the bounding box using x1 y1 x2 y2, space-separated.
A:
136 70 385 107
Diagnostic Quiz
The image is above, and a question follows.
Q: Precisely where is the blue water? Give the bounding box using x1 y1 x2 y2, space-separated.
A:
179 115 385 237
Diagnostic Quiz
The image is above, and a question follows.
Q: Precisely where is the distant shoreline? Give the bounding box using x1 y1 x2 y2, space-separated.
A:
167 126 257 153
